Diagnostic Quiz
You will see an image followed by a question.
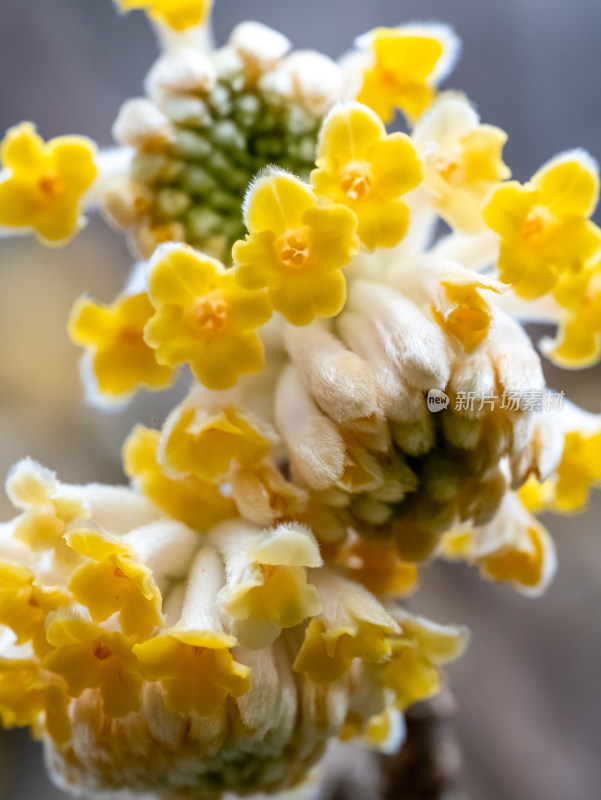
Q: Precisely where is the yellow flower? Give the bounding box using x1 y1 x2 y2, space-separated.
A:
6 459 89 553
116 0 212 32
0 122 97 244
43 610 143 718
123 425 236 531
372 611 468 711
233 171 359 325
483 151 601 299
356 25 459 123
413 92 510 232
443 494 557 597
134 629 250 715
144 244 272 390
0 658 71 744
311 103 423 251
68 293 174 402
544 257 601 368
215 522 323 648
520 427 601 514
293 572 399 685
0 561 70 657
65 525 163 640
431 269 505 353
160 402 277 483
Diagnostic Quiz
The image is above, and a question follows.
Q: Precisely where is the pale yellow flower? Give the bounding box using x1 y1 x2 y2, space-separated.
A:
413 92 510 231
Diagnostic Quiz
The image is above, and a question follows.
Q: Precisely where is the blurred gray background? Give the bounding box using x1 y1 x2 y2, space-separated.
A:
0 1 600 798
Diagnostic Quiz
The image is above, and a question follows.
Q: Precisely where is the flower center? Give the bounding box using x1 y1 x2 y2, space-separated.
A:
341 164 374 200
190 291 230 334
436 156 460 184
93 641 113 661
521 208 553 244
278 229 310 269
118 326 145 346
38 172 64 198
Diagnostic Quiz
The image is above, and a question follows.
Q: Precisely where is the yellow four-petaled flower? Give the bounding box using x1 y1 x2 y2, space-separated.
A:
312 103 423 251
116 0 212 32
0 122 97 244
145 244 272 390
233 171 359 325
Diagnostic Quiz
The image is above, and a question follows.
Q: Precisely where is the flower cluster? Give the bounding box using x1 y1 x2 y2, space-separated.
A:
1 2 601 798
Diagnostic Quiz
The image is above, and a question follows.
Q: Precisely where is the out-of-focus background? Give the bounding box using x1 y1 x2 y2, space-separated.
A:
0 1 600 798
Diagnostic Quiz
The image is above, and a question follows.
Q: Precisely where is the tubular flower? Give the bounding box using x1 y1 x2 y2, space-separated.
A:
6 459 89 554
369 611 469 711
213 521 323 648
134 547 250 715
483 150 601 299
43 610 144 718
311 102 423 250
0 564 70 657
431 268 506 353
159 397 278 482
0 657 71 745
413 92 511 232
115 0 212 32
144 243 272 389
355 25 460 124
68 292 174 404
443 493 557 597
519 414 601 514
293 571 400 685
233 170 359 325
123 425 236 530
65 525 163 640
0 122 97 244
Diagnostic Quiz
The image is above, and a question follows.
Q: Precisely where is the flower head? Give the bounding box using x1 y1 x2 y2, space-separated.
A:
233 171 359 325
0 123 97 244
312 103 423 250
68 292 174 404
145 244 272 389
356 25 460 123
484 150 601 299
116 0 212 31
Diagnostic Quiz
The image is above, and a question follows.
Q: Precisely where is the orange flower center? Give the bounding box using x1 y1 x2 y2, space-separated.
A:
341 164 374 200
278 229 310 269
38 172 64 198
93 641 113 661
521 208 553 244
190 291 230 334
436 156 461 184
118 326 145 346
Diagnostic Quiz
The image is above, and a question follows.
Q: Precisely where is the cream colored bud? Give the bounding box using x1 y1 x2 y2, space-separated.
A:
145 48 217 101
112 98 175 149
229 21 291 77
